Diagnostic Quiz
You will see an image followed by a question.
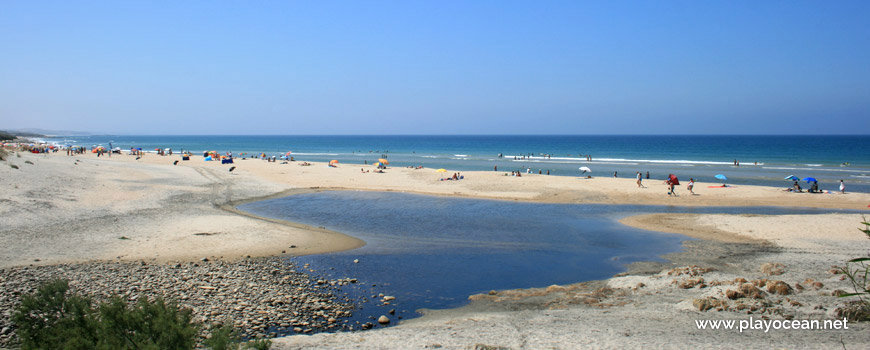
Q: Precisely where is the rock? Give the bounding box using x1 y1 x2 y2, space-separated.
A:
488 290 498 295
353 259 360 264
760 263 786 276
0 327 9 336
725 290 744 300
635 283 645 289
738 283 766 299
832 289 847 297
383 295 395 301
734 277 747 284
693 298 714 311
812 282 824 290
201 257 209 262
679 278 704 289
389 309 395 315
378 315 390 324
766 281 793 296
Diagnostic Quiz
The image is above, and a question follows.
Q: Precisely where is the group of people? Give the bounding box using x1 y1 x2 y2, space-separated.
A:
443 172 463 180
665 177 695 196
786 180 846 194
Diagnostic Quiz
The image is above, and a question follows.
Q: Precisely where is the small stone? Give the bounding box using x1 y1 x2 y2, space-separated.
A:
760 262 786 276
488 290 498 295
832 289 847 297
378 315 390 324
693 298 714 312
726 290 744 300
811 282 824 290
353 259 360 264
766 281 793 296
201 257 209 262
389 309 395 315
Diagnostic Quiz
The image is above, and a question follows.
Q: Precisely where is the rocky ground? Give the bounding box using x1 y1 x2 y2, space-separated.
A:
0 257 363 348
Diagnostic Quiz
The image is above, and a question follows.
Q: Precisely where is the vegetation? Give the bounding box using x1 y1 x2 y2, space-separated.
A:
204 325 272 350
0 130 15 141
838 218 870 321
12 279 271 350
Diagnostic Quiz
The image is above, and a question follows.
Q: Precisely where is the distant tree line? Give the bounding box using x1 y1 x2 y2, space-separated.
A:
0 131 16 141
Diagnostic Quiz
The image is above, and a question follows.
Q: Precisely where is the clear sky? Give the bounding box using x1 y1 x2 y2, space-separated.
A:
1 1 868 135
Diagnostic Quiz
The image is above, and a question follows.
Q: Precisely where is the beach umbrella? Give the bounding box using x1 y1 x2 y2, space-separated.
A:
378 158 389 165
714 174 727 181
436 168 447 173
329 160 339 165
803 177 817 183
668 174 680 185
372 162 380 167
285 151 292 156
785 175 800 181
579 166 592 173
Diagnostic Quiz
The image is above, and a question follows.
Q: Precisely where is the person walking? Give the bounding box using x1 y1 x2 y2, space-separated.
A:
636 172 644 188
687 178 695 195
666 179 676 196
840 180 845 194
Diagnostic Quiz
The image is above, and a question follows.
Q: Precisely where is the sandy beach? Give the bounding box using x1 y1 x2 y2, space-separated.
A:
2 148 870 348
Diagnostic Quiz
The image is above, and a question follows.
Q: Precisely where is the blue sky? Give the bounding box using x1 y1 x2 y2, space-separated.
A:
1 1 868 135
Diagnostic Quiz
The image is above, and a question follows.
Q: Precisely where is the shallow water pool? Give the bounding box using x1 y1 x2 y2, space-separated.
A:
238 191 853 329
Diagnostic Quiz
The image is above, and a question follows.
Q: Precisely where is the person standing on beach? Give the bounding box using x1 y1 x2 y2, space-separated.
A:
613 171 617 178
636 172 644 188
840 180 845 194
687 178 695 195
494 165 497 171
666 179 676 196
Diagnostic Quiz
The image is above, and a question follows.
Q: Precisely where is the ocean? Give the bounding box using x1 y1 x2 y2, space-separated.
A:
39 135 870 193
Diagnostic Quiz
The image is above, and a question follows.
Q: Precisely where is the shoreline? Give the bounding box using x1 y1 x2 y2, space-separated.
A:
3 147 870 348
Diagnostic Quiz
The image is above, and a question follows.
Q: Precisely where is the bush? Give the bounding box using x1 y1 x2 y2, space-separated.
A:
204 324 272 350
12 279 100 349
11 279 268 349
838 218 870 321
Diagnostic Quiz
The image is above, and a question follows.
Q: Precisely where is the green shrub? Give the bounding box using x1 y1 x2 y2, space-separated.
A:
204 324 272 350
13 279 270 349
12 279 100 349
838 218 870 321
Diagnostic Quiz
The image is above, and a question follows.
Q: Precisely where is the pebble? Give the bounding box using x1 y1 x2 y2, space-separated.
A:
0 257 356 347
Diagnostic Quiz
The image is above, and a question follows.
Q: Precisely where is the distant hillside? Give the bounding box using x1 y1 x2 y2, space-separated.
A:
0 131 14 141
6 128 92 137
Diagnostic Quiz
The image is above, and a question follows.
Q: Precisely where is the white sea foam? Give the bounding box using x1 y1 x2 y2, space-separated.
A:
518 156 733 166
291 152 340 156
453 154 468 157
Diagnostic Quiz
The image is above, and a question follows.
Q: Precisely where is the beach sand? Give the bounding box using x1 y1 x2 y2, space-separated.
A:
2 149 870 348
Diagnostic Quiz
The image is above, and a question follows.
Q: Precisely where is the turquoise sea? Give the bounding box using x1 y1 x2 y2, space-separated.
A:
41 135 870 193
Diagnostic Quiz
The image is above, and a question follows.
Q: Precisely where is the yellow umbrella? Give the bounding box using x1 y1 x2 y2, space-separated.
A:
372 162 380 167
378 158 389 165
436 168 447 172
